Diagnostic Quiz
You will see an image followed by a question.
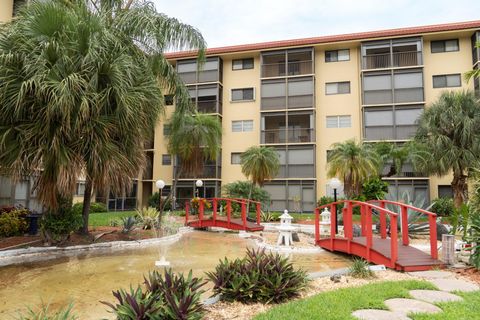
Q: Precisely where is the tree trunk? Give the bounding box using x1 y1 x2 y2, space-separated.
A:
451 173 468 208
81 178 93 235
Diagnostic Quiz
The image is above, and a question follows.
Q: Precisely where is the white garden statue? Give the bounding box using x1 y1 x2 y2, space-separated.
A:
276 210 297 246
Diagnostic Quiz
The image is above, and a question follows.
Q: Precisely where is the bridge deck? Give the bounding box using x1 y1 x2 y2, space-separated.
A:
186 217 264 232
317 236 444 271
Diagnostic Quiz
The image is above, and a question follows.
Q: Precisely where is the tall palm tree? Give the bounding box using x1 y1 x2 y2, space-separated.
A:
327 139 381 197
375 142 413 177
240 146 280 187
465 42 480 82
0 0 206 233
168 111 222 202
413 91 480 208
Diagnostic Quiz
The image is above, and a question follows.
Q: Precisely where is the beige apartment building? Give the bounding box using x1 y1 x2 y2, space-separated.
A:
1 1 479 212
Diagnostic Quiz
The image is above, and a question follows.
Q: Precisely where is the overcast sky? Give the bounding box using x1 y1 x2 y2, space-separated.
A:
152 0 480 48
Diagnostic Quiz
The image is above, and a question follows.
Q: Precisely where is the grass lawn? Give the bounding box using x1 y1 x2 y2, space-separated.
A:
88 211 136 227
254 280 480 320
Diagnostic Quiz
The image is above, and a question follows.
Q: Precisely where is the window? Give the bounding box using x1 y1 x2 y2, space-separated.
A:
231 153 242 164
326 115 351 128
364 105 423 140
431 39 459 53
325 49 350 62
232 120 254 132
75 181 86 196
393 70 424 103
162 154 171 165
232 58 254 70
163 124 171 136
433 74 461 88
231 88 254 101
326 82 351 95
438 185 453 198
164 95 174 106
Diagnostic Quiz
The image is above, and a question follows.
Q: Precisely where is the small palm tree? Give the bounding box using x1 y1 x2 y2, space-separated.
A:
465 42 480 82
168 112 222 199
327 139 380 197
413 91 480 208
375 142 413 177
240 146 280 187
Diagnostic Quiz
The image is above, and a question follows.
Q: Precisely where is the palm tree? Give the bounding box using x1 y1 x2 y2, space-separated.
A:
465 42 480 82
0 0 206 233
240 146 280 187
375 142 413 177
327 139 381 197
168 111 222 203
413 91 480 208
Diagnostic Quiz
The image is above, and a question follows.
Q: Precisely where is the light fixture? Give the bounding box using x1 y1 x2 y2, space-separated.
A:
195 179 203 188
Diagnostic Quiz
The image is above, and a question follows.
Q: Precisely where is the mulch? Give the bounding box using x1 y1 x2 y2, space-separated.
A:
454 267 480 284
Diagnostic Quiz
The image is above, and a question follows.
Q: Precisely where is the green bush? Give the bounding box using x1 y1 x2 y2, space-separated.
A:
361 177 389 200
40 209 83 244
316 196 344 210
0 209 29 237
103 269 206 320
16 303 77 320
72 202 107 215
431 197 454 217
148 192 172 211
223 181 270 206
135 207 158 230
348 258 375 278
206 248 309 304
467 212 480 269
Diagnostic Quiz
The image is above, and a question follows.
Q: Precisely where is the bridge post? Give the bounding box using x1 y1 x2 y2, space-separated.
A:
401 206 409 246
315 208 320 243
227 200 231 226
199 199 204 228
241 201 247 228
256 203 261 225
366 206 372 260
360 205 366 236
379 201 387 239
344 201 353 239
185 201 189 226
390 215 398 268
213 198 217 222
330 204 336 237
429 214 438 259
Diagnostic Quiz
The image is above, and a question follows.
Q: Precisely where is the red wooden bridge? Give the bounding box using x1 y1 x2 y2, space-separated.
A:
184 198 264 232
315 199 444 271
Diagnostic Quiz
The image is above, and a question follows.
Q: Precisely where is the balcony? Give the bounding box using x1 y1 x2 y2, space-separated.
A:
261 128 314 144
176 165 221 179
362 51 422 70
197 99 221 114
261 60 313 78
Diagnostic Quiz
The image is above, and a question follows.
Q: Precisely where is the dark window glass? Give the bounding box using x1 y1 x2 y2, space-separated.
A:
162 154 171 165
231 153 241 164
232 88 254 101
163 124 171 136
164 95 174 105
232 58 254 70
326 82 351 95
433 74 461 88
438 185 453 198
325 49 349 62
431 39 459 53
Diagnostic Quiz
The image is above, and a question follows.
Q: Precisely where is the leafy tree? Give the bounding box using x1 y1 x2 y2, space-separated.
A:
361 177 389 200
240 146 280 186
222 181 270 205
413 91 480 208
327 139 380 197
374 142 413 177
0 0 205 233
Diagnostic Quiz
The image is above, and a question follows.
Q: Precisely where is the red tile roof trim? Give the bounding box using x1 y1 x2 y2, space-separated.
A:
165 20 480 59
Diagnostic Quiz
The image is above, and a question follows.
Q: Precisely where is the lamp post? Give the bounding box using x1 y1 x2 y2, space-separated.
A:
155 179 165 228
195 179 203 198
329 178 342 234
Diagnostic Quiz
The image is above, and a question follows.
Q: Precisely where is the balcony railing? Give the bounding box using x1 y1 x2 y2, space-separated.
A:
261 128 315 144
176 165 220 179
197 100 221 114
362 51 422 69
261 60 313 78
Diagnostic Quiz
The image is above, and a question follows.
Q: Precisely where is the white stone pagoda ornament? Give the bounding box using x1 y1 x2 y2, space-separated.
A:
276 210 297 246
320 208 331 236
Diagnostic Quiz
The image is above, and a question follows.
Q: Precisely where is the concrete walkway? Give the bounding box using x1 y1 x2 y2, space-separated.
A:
352 270 479 320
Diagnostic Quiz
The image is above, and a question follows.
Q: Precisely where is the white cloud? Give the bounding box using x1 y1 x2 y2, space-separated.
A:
152 0 480 48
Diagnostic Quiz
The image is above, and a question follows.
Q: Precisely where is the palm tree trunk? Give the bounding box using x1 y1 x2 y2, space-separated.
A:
81 177 93 234
452 173 468 208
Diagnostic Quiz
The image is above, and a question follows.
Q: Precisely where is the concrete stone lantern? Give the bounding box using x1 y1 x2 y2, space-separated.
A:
276 210 296 246
320 208 331 236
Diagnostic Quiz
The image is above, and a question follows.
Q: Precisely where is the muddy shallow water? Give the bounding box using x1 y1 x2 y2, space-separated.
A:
0 231 349 319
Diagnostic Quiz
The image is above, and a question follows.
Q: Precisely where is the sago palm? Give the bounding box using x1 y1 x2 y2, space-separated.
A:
0 0 206 233
413 90 480 208
327 139 380 197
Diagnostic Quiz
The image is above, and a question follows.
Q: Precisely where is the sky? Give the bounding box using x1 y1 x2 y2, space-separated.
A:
152 0 480 48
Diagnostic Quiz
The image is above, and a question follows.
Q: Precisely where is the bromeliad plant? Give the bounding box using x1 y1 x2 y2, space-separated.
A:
135 207 159 230
206 248 309 304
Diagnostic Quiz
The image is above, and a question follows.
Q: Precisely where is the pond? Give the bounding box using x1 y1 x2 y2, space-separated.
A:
0 231 349 319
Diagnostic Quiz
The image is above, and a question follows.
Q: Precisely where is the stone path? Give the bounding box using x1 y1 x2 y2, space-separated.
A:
352 270 479 320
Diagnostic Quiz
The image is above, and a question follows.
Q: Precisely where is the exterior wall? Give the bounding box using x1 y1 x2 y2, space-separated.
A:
0 0 13 23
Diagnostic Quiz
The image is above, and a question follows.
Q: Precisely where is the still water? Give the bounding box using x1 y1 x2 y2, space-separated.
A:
0 231 349 319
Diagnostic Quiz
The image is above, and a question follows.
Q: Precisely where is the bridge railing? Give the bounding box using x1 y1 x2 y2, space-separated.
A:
185 198 261 228
368 199 438 260
315 200 399 268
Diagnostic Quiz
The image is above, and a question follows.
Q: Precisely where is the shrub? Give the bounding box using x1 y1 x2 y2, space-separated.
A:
0 209 29 237
316 196 344 211
223 181 270 206
103 269 206 320
72 202 107 215
361 177 389 200
16 303 77 320
261 211 279 222
431 197 454 217
467 212 480 269
348 258 374 278
206 248 309 304
135 207 158 230
121 217 136 234
190 197 211 212
40 209 83 244
147 192 172 211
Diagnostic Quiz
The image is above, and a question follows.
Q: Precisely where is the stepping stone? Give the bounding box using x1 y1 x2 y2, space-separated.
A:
428 278 480 292
385 298 442 315
408 270 454 279
409 290 463 303
352 309 412 320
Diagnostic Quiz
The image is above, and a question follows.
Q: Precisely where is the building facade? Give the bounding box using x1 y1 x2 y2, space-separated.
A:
139 21 480 212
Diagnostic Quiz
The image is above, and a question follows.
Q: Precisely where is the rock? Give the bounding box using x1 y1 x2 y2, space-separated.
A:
330 274 341 283
384 298 442 315
428 278 480 292
408 270 454 279
352 309 411 320
436 223 449 241
409 290 463 303
292 232 300 242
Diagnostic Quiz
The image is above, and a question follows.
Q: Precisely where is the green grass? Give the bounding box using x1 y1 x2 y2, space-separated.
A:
88 211 136 227
412 290 480 320
254 280 444 320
